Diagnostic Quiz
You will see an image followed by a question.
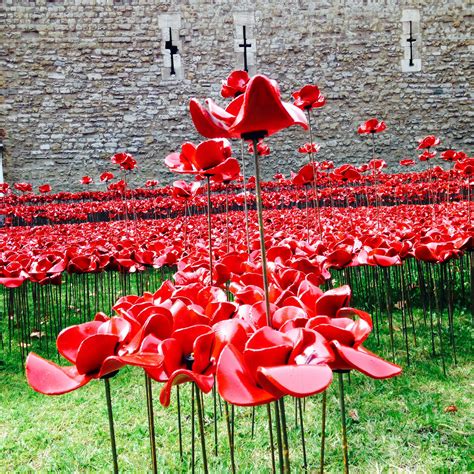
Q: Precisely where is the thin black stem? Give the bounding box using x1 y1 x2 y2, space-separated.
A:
206 176 213 284
177 385 183 461
252 138 272 326
195 383 209 474
338 372 349 474
224 402 236 474
104 378 119 474
240 139 251 252
144 375 157 474
319 391 327 474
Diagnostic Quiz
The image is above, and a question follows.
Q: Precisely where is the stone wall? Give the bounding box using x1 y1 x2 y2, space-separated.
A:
1 0 472 190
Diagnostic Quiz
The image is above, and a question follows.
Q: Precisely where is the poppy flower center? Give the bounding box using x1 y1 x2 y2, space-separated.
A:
183 353 194 370
242 130 267 141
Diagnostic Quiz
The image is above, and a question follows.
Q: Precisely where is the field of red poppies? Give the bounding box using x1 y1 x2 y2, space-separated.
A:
1 71 472 473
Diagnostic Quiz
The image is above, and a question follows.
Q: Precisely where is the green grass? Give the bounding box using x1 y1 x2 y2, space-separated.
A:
1 313 473 473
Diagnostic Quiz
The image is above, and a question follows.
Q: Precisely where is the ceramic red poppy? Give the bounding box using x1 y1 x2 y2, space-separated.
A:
357 118 386 134
26 314 162 395
217 326 333 406
307 308 402 378
417 135 440 150
221 70 250 98
292 84 326 110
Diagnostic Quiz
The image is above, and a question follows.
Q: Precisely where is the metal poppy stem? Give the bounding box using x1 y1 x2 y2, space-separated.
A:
252 137 272 327
306 108 322 238
319 391 327 474
371 133 380 230
266 404 277 474
191 383 196 473
225 185 230 254
298 398 307 472
194 383 209 474
213 384 218 456
206 175 213 284
177 385 183 461
337 371 349 474
104 378 119 474
279 398 291 473
144 374 157 474
240 139 251 253
224 402 236 474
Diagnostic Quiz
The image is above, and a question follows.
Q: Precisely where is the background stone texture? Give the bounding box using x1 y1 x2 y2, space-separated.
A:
1 0 472 190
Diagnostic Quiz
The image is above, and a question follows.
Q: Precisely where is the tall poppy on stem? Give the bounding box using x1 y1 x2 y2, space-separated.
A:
190 74 307 473
358 118 387 229
222 70 251 252
308 305 402 474
110 152 137 227
293 84 326 238
417 135 440 220
172 179 202 252
237 75 307 474
25 314 162 473
166 139 238 284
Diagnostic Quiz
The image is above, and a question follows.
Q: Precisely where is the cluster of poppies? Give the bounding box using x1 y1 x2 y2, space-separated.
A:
7 68 470 472
26 269 401 401
0 200 470 289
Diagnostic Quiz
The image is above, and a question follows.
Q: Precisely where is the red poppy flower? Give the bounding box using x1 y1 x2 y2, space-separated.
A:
100 172 114 182
111 152 137 171
292 163 317 186
230 75 308 138
292 85 326 110
26 315 162 395
417 135 440 150
441 150 466 162
38 184 51 194
320 160 334 170
400 159 415 167
221 70 250 98
357 118 386 134
0 182 9 193
165 139 240 181
368 159 387 171
81 176 93 185
145 324 216 407
145 179 159 188
298 142 321 154
190 75 308 140
332 164 362 182
108 179 126 192
14 182 33 193
308 308 402 378
172 180 202 200
217 326 333 406
248 141 271 156
454 157 474 176
419 150 437 161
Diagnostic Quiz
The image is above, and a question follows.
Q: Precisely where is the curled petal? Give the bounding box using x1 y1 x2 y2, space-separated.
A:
258 364 333 398
57 321 103 364
217 345 276 407
75 334 119 375
159 370 214 407
26 353 91 395
332 341 402 379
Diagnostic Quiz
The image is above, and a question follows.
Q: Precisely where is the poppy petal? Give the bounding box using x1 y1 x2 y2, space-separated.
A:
332 341 402 379
216 345 276 407
258 364 333 398
26 353 91 395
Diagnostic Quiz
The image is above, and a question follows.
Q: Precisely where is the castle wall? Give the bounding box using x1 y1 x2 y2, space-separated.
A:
1 0 472 190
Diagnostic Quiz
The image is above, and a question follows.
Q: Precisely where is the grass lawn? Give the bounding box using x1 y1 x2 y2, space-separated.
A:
1 310 473 473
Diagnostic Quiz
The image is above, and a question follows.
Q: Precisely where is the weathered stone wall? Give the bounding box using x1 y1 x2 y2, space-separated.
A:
1 0 472 190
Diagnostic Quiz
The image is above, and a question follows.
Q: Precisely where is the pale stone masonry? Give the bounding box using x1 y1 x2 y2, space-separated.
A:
0 0 472 190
